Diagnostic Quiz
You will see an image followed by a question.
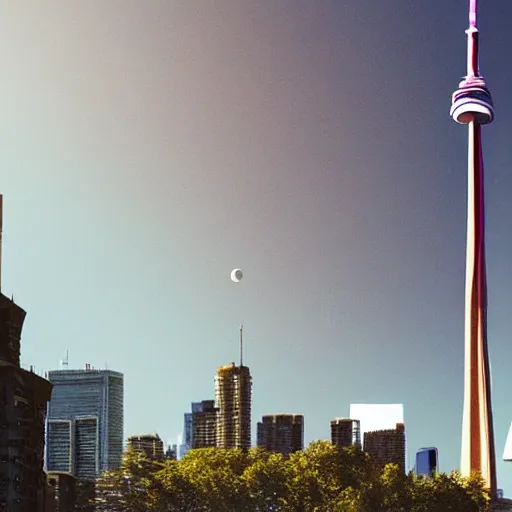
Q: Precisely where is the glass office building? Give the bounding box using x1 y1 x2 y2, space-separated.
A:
46 366 124 480
415 447 438 477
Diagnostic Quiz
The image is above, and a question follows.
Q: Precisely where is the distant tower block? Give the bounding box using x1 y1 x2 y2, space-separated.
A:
450 0 497 496
330 418 361 449
257 414 304 455
364 423 406 473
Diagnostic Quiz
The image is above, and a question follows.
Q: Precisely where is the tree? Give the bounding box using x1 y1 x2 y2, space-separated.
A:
103 444 492 511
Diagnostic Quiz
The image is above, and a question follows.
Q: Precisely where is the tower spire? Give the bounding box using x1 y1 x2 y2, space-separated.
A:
450 0 497 499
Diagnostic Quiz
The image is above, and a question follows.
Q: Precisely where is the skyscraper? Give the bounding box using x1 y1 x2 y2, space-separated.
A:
364 423 406 472
330 418 361 449
257 414 304 455
415 447 439 477
215 362 252 450
0 195 53 511
450 0 497 496
46 366 124 480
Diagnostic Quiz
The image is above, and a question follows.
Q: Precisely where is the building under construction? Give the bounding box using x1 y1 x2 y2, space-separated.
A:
128 433 164 460
257 414 304 455
363 423 406 472
215 363 252 450
0 195 53 511
331 418 361 449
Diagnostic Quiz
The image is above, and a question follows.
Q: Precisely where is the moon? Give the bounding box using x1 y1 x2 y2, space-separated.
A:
230 268 243 283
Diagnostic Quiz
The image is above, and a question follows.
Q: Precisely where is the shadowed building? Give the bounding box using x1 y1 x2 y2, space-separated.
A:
128 434 164 459
46 366 124 480
364 423 406 472
0 195 53 512
257 414 304 455
331 418 361 449
191 400 218 449
165 445 177 460
215 362 252 450
46 472 77 512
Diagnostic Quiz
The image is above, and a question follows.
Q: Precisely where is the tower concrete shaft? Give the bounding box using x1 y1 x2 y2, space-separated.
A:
450 0 496 497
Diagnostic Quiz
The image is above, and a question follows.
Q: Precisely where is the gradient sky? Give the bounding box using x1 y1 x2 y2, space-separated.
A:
1 0 511 496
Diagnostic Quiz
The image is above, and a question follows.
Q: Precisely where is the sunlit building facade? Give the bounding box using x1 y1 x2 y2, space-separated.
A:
215 363 252 450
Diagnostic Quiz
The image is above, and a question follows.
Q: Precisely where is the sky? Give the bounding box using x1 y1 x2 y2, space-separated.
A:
0 0 511 496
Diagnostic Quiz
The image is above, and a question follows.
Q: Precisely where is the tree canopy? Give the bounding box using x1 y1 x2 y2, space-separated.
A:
91 441 492 511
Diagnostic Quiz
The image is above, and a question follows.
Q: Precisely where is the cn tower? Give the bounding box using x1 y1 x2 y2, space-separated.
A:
450 0 497 497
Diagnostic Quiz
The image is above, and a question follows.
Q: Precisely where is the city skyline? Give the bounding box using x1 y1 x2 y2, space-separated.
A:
1 0 511 497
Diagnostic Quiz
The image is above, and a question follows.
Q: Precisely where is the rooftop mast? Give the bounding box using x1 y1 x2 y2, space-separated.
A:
239 325 243 367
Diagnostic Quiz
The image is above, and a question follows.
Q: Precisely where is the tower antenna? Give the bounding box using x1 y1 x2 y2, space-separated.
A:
239 325 243 367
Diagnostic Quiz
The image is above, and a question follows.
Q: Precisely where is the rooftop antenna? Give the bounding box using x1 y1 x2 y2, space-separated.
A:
239 325 243 367
63 350 69 368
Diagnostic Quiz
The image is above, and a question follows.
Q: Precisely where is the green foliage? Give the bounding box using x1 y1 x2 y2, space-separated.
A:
99 444 491 511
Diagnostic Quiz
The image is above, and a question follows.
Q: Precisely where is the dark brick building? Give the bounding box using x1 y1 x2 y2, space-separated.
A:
0 293 53 511
364 423 406 472
257 414 304 455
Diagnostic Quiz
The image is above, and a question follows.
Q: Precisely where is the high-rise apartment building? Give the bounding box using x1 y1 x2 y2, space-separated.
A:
331 418 361 449
364 423 406 472
349 404 404 447
46 366 124 480
192 400 218 449
181 400 218 452
257 414 304 455
128 434 164 460
415 447 438 477
215 362 252 450
0 195 53 511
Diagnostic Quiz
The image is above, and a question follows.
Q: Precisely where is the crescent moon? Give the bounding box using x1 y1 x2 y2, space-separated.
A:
230 268 243 283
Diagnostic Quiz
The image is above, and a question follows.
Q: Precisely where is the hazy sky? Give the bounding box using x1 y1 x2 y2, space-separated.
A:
1 0 511 495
